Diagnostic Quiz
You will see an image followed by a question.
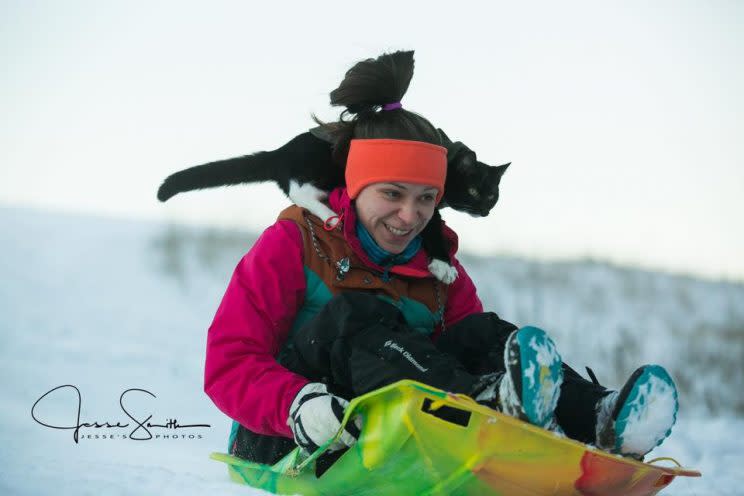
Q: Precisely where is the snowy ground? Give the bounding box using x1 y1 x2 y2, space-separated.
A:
1 206 742 495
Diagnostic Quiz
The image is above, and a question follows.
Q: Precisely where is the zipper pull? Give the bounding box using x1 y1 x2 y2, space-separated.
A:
335 257 350 281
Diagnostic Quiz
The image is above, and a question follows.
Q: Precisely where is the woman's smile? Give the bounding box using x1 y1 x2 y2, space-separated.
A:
383 222 414 237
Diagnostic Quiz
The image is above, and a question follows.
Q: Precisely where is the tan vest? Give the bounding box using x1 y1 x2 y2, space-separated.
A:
277 205 447 334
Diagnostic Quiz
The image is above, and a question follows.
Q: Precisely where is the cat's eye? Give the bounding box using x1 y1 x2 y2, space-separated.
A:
468 187 479 197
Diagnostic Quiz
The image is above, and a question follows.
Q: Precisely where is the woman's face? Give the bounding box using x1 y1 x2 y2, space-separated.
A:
355 182 439 254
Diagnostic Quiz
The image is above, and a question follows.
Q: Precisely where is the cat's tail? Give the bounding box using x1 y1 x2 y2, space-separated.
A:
156 131 333 202
156 152 273 202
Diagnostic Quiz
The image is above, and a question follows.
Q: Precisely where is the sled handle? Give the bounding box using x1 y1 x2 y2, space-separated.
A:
646 456 682 468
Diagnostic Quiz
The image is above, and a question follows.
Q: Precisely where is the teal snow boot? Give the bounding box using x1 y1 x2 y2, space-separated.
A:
476 326 564 429
596 364 679 460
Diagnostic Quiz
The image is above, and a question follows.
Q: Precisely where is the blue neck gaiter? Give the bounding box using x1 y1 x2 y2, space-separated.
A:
356 220 422 274
356 216 421 267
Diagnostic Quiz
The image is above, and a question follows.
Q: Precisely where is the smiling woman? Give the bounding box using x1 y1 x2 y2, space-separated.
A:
203 50 680 480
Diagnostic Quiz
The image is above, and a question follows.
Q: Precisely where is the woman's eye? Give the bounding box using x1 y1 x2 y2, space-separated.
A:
384 190 400 199
420 194 435 203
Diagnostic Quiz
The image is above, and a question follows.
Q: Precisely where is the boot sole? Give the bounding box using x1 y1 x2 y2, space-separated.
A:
613 365 678 457
506 326 563 428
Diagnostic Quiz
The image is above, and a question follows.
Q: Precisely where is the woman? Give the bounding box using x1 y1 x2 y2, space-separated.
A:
204 51 678 467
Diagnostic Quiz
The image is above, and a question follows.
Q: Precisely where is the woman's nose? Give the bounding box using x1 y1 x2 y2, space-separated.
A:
397 202 418 225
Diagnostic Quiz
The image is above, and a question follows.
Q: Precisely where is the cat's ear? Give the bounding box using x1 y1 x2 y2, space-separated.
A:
460 150 476 166
491 162 511 178
450 149 477 175
437 128 453 146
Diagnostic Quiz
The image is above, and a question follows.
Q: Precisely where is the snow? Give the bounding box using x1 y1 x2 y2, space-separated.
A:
2 205 743 495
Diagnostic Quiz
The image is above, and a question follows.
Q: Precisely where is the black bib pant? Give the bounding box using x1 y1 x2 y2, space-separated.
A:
230 293 610 466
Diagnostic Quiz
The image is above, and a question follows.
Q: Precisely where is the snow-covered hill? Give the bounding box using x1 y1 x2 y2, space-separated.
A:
1 206 741 495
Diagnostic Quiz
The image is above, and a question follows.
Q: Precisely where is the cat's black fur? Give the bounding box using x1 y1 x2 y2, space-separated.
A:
156 128 509 277
157 131 342 201
436 129 509 217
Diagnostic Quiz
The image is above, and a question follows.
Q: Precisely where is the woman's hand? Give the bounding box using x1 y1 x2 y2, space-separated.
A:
287 383 362 453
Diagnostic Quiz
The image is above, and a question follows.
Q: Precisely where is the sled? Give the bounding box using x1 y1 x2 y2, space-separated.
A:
210 380 700 495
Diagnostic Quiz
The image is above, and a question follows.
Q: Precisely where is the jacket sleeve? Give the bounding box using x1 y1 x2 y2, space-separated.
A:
204 219 310 438
442 256 484 328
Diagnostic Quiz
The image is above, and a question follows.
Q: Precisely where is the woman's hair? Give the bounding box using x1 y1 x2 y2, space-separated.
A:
312 50 442 166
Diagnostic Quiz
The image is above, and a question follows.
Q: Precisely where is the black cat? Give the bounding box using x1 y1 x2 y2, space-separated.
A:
156 128 509 283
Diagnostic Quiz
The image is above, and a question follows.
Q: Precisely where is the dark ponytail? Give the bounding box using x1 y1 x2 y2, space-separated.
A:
312 50 441 165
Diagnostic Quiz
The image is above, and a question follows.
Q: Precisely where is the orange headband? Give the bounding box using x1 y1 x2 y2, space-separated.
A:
345 139 447 203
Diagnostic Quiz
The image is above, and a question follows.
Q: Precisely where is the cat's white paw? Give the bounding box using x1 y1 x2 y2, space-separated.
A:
428 259 458 284
289 180 335 221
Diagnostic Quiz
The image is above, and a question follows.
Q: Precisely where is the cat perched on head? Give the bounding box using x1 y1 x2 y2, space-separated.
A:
158 50 509 283
157 126 508 283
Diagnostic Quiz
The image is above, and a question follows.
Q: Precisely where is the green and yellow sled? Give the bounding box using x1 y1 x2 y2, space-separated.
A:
211 380 700 495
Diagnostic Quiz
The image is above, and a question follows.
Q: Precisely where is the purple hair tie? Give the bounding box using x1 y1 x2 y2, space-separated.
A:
382 102 402 111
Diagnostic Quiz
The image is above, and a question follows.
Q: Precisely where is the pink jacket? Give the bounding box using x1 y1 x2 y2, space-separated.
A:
204 188 484 438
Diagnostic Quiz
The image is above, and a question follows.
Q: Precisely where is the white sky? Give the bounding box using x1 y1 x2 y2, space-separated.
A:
2 0 743 281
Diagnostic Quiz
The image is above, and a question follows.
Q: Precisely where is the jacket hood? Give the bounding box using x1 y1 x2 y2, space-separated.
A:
326 187 460 279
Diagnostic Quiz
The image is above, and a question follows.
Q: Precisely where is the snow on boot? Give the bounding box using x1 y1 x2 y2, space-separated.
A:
476 326 563 429
595 364 678 460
